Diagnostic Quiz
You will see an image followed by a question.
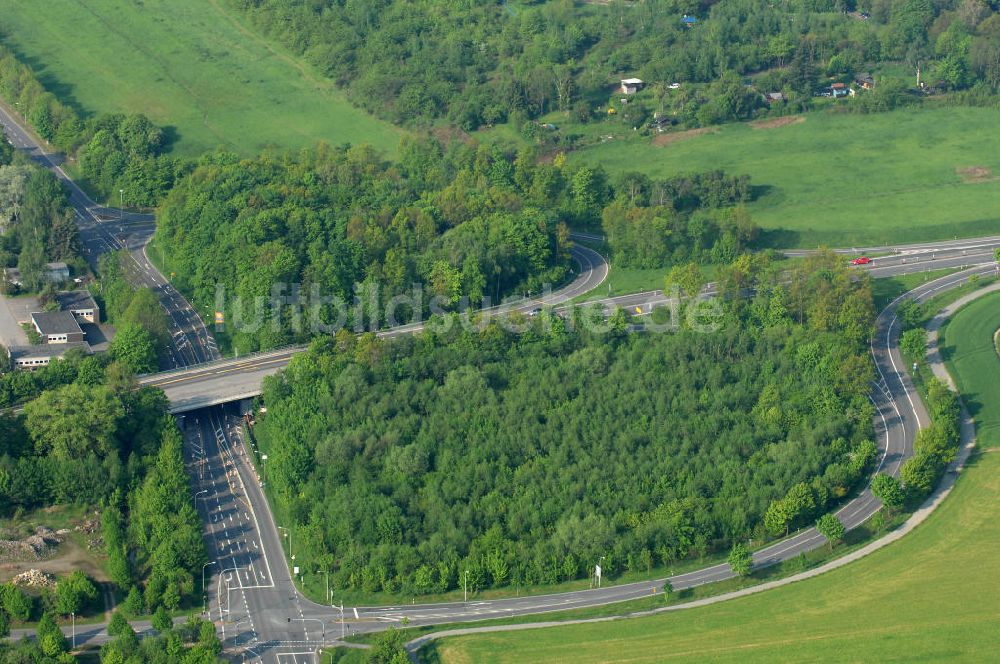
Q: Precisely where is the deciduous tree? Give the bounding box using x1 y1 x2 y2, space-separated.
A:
728 542 753 577
815 513 845 551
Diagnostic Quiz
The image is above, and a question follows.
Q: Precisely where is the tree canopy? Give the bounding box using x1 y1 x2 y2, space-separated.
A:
228 0 1000 131
1 366 205 617
253 252 877 595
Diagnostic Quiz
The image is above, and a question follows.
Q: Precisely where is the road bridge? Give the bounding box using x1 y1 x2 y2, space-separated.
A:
143 245 998 413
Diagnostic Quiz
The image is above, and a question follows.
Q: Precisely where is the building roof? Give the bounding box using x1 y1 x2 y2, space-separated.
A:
10 342 90 360
55 290 98 312
44 262 69 271
621 78 644 85
682 15 698 23
31 311 84 336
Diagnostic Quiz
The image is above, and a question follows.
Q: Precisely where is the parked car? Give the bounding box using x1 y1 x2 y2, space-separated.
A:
850 256 871 265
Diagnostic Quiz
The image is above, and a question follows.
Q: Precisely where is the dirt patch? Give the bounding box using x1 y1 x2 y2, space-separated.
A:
957 166 997 184
750 115 805 130
432 125 473 146
0 537 109 584
0 526 61 561
652 127 718 147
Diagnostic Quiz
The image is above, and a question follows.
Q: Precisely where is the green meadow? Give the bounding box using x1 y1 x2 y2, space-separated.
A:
940 290 1000 446
427 290 1000 663
0 0 401 157
571 106 1000 248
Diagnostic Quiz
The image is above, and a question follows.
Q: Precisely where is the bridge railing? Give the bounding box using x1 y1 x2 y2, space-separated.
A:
138 344 308 383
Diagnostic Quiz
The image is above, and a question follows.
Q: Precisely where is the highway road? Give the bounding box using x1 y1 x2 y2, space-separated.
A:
300 264 997 631
138 243 610 412
6 98 1000 660
139 241 1000 412
127 260 988 664
182 407 329 662
167 260 1000 659
0 103 219 369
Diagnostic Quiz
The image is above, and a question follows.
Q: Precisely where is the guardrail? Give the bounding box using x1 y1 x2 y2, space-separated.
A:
138 344 307 382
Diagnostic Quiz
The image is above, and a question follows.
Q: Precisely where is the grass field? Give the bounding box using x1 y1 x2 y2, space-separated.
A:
0 0 401 157
870 267 965 310
571 107 1000 248
940 291 1000 443
426 291 1000 663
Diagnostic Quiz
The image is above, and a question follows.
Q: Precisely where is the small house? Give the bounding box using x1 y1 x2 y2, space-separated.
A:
830 82 850 98
10 342 90 370
855 73 875 90
31 311 85 344
44 262 70 282
621 78 644 95
764 92 787 104
682 15 698 26
55 290 100 323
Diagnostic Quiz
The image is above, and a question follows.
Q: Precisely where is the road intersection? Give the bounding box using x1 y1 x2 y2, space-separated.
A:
4 102 1000 661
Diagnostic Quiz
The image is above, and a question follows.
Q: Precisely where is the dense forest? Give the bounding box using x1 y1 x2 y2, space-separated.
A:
0 42 181 205
229 0 1000 130
154 137 756 353
0 367 205 619
252 251 877 596
0 151 81 294
602 170 756 268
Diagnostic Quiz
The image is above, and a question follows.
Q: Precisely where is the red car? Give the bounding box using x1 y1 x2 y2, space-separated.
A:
850 256 871 265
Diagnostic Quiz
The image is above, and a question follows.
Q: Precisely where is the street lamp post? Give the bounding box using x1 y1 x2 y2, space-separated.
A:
71 612 75 650
464 569 469 603
219 567 243 615
202 561 217 614
317 569 330 604
277 526 292 559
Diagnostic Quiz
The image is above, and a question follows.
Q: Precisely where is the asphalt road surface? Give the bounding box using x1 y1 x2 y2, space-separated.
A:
307 264 998 631
162 260 998 663
156 262 989 664
0 103 219 370
140 242 1000 413
138 243 610 412
6 100 1000 661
